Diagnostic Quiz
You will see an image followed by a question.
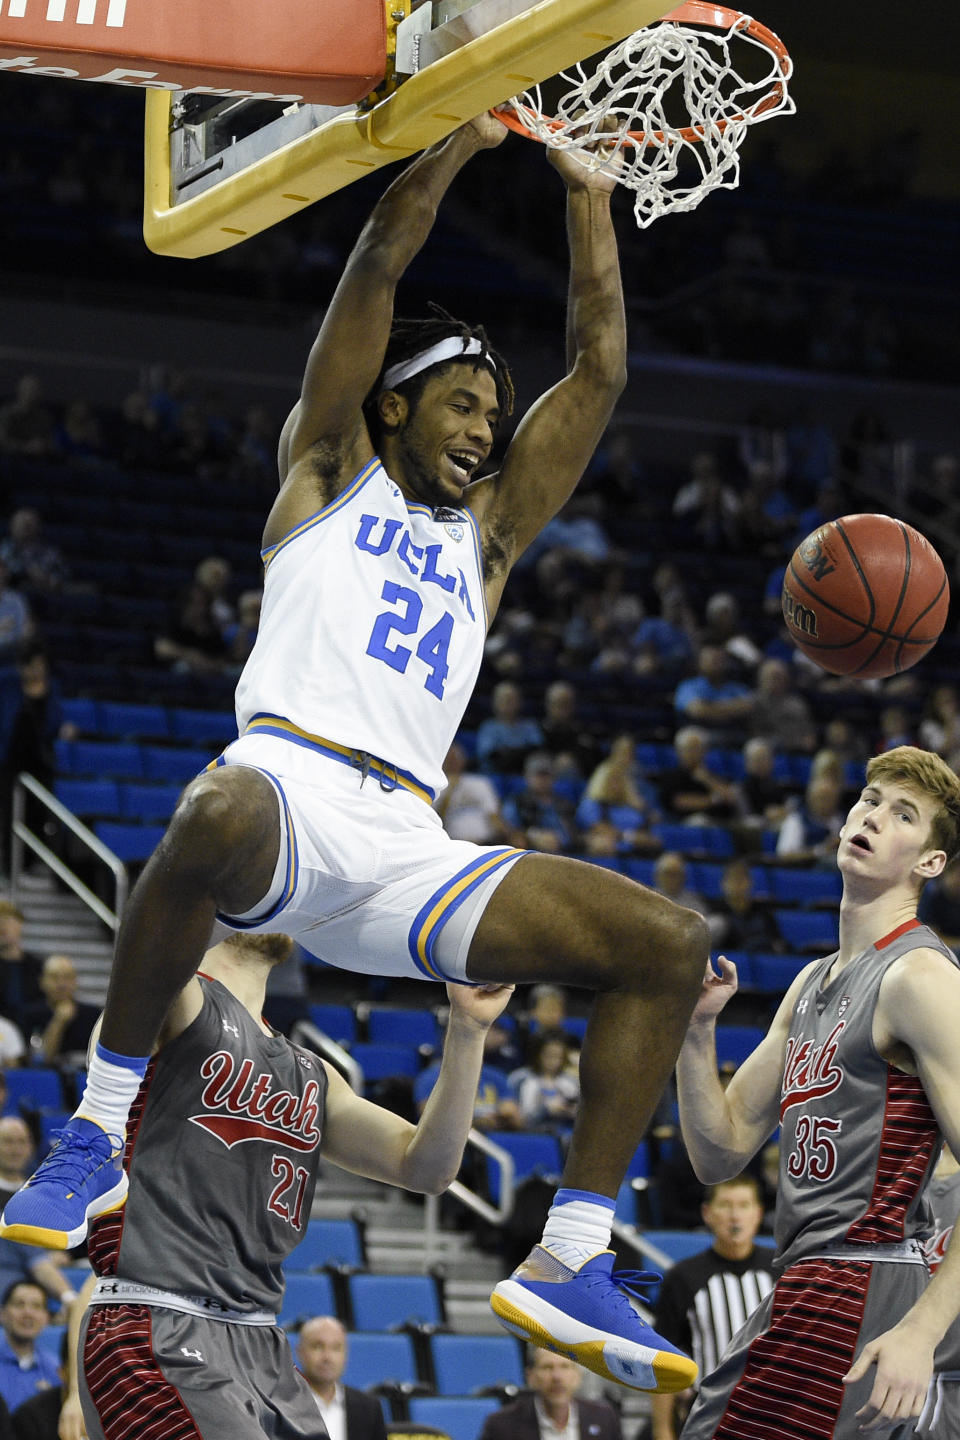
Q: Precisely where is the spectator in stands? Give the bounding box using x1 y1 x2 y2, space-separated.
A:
537 681 600 779
478 1346 622 1440
821 716 868 769
194 556 235 631
154 582 229 675
632 588 697 679
114 388 170 470
295 1316 388 1440
775 773 845 865
515 1030 580 1133
674 646 754 744
875 703 915 753
434 742 508 845
918 860 960 954
650 1174 775 1440
578 734 661 857
236 403 278 482
502 753 576 854
0 511 66 605
8 1325 70 1440
710 860 783 954
0 565 32 668
0 378 56 461
223 589 263 668
0 1017 24 1071
475 681 543 777
0 907 43 1028
700 592 762 677
21 955 98 1071
656 727 740 826
0 644 77 879
672 452 742 551
749 658 817 753
736 737 790 833
415 1025 521 1131
55 399 105 464
653 853 710 926
0 1282 61 1416
919 685 960 759
0 1121 77 1315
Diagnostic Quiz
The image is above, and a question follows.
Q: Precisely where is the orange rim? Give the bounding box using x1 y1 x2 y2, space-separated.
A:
493 3 791 150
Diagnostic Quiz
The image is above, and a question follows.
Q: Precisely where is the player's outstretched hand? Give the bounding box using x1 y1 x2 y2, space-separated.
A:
466 111 509 148
446 980 515 1029
690 955 739 1023
842 1323 933 1431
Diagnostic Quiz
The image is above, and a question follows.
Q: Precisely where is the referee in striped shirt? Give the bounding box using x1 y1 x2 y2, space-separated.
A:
650 1174 775 1440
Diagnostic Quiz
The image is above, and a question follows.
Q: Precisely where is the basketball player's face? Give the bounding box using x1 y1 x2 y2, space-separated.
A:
839 782 941 884
395 364 499 507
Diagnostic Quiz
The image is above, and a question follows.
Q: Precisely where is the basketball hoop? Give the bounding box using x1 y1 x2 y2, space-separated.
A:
495 2 794 228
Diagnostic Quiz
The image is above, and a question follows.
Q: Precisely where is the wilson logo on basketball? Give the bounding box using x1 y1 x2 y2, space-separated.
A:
188 1050 322 1151
781 590 819 637
780 1022 844 1119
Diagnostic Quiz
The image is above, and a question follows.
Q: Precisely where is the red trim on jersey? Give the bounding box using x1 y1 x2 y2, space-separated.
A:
712 1259 871 1439
845 1067 940 1244
874 917 921 950
84 1304 202 1440
87 1059 157 1276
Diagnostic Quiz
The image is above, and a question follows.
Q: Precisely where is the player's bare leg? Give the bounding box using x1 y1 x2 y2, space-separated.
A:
0 768 281 1248
468 853 707 1393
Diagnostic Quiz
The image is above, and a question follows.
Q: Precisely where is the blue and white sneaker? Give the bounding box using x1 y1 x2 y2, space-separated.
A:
491 1247 698 1392
0 1117 127 1250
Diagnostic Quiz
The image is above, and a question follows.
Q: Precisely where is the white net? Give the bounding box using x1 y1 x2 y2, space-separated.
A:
500 9 794 228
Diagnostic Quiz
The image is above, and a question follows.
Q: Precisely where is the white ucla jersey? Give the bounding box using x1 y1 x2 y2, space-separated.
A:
235 457 487 797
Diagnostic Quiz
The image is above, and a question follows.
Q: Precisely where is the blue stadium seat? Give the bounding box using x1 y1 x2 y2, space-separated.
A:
94 822 166 863
118 782 184 823
348 1273 443 1332
367 1009 440 1050
350 1043 421 1087
621 857 657 886
140 746 212 783
409 1398 500 1440
98 702 170 740
308 1004 357 1044
714 1025 764 1068
59 697 98 732
751 953 808 993
769 868 843 906
3 1069 63 1113
430 1333 524 1395
289 1218 365 1272
54 778 121 818
774 909 839 953
638 1230 711 1265
56 740 144 779
341 1332 418 1390
170 708 237 747
485 1131 563 1206
278 1272 338 1328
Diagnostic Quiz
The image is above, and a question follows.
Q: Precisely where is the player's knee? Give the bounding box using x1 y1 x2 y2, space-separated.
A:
668 905 711 982
167 774 266 860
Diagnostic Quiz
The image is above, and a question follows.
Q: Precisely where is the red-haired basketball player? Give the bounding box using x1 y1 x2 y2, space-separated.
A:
677 746 960 1438
2 114 705 1392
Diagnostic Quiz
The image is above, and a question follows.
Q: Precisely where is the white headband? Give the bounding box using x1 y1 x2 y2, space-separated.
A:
382 336 494 391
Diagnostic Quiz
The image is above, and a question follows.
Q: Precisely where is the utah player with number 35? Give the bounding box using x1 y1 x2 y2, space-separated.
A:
73 931 514 1440
675 746 960 1440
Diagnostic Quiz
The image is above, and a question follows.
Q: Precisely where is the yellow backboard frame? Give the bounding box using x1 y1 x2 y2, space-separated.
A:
143 0 670 258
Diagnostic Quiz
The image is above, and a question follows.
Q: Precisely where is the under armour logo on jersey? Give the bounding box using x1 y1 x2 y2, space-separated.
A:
180 1348 204 1363
222 1022 240 1037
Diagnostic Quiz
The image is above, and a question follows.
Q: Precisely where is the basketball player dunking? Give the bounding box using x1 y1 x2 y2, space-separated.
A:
2 113 706 1392
676 747 960 1439
68 933 513 1440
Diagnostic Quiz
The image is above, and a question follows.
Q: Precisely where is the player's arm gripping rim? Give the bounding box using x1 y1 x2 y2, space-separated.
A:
844 947 960 1431
270 114 508 533
466 141 628 612
320 981 514 1193
675 954 811 1182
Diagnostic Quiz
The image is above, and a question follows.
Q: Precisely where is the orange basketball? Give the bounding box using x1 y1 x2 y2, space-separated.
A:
781 513 949 679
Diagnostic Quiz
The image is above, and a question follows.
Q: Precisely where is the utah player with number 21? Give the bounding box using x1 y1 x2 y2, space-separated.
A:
2 112 707 1393
676 745 960 1440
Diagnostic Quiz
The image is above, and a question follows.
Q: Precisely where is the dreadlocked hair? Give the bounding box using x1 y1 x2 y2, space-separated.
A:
362 302 514 441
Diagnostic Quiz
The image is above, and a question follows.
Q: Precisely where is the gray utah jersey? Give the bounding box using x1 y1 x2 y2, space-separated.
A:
775 918 957 1269
87 976 326 1313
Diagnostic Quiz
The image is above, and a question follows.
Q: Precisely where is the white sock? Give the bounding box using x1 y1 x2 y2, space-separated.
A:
539 1187 615 1270
75 1046 148 1138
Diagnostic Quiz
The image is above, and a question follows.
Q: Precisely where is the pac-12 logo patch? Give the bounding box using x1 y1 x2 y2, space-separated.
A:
838 994 851 1017
445 524 464 542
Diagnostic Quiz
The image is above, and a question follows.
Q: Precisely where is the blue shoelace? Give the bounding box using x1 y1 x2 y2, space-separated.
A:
28 1127 117 1189
579 1267 663 1324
